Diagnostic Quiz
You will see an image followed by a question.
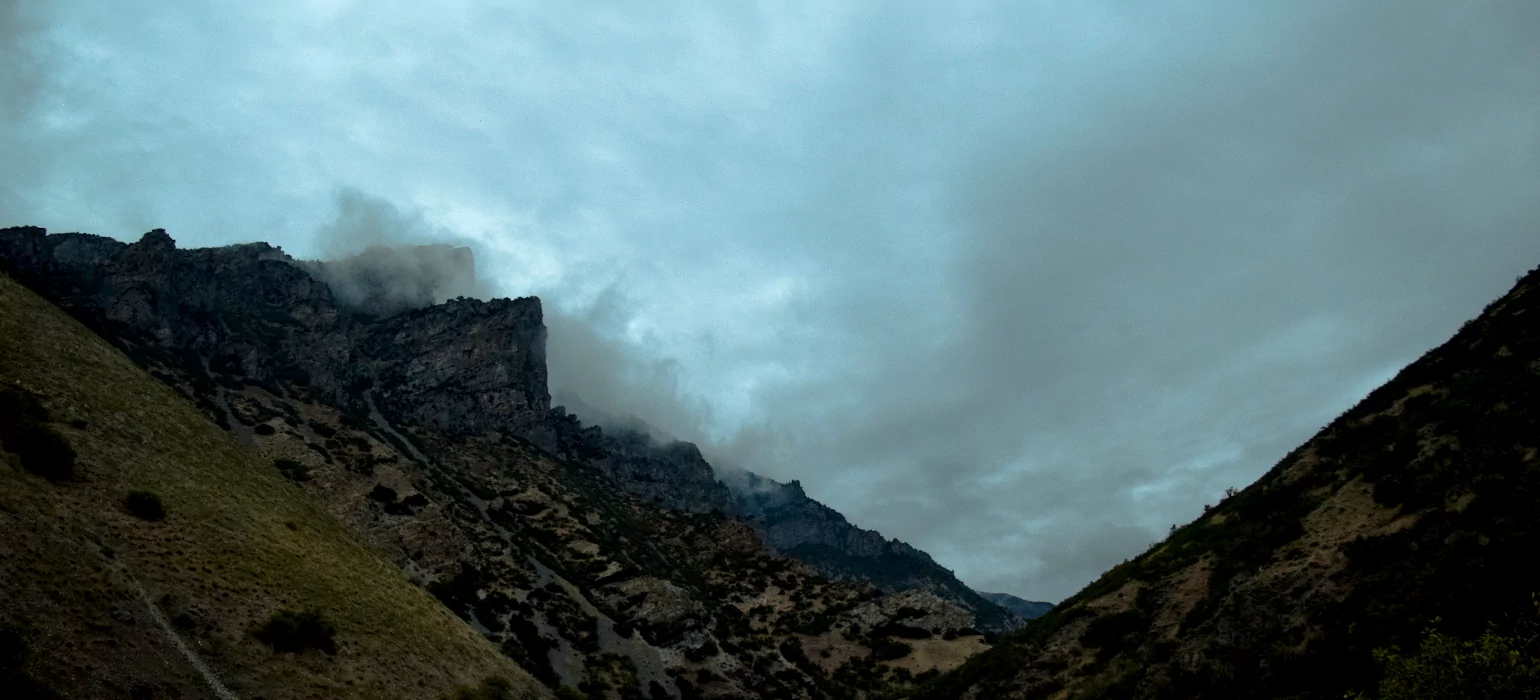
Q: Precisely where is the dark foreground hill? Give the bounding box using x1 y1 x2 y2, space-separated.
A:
913 266 1540 699
0 273 549 699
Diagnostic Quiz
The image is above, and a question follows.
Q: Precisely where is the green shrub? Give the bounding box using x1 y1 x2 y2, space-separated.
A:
1366 625 1540 700
1081 609 1150 662
0 624 64 699
869 638 913 661
0 386 76 481
684 639 718 662
124 490 165 521
252 609 336 655
273 458 309 482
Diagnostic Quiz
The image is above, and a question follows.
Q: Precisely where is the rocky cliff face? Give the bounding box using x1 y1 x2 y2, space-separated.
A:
0 226 1003 697
365 296 550 436
0 226 718 509
0 226 1015 610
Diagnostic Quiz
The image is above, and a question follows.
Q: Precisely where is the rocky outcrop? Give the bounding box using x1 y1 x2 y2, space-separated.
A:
0 226 1000 627
725 470 1022 630
2 225 1032 696
365 296 549 436
0 227 699 505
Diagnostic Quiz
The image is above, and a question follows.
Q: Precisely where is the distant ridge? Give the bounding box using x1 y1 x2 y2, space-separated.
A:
726 470 1023 630
977 592 1053 621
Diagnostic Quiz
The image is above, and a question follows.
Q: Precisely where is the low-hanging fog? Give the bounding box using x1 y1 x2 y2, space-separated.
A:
4 0 1539 600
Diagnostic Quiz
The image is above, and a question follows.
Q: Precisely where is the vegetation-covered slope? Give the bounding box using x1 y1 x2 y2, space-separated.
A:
0 273 549 700
914 265 1540 700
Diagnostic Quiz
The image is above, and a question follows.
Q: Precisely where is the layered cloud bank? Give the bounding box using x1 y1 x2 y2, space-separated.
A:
4 1 1539 599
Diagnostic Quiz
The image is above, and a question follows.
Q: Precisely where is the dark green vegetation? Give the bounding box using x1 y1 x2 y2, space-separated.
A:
0 625 64 700
273 457 310 482
0 385 76 480
252 609 338 655
1363 622 1540 700
124 489 166 521
912 267 1540 698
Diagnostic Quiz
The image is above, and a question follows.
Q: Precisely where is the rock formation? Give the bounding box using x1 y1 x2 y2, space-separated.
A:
0 225 1012 697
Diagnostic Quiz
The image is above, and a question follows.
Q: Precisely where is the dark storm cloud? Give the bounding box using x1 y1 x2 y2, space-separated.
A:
726 1 1540 597
5 1 1539 600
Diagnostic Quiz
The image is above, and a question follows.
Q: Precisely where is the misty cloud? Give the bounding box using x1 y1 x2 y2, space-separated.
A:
305 189 487 315
303 187 714 446
5 1 1539 600
545 289 715 442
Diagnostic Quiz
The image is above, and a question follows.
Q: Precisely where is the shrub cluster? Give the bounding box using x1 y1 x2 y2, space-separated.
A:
868 638 913 661
252 609 336 655
368 484 427 515
124 490 166 521
684 639 718 662
1363 625 1540 700
0 386 76 480
1079 609 1150 663
0 624 63 699
273 458 310 482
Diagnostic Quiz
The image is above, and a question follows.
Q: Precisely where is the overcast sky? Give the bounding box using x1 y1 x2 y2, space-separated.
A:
5 0 1539 601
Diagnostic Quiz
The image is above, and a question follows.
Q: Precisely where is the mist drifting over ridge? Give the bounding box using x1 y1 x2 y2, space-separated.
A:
5 1 1540 600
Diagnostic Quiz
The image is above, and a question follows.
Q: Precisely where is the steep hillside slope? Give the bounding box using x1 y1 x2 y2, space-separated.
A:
0 273 548 699
914 265 1540 699
727 473 1028 630
0 226 1023 628
0 226 1001 698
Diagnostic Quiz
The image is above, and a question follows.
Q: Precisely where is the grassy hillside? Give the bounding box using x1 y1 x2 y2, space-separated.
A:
0 272 549 700
912 265 1540 700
